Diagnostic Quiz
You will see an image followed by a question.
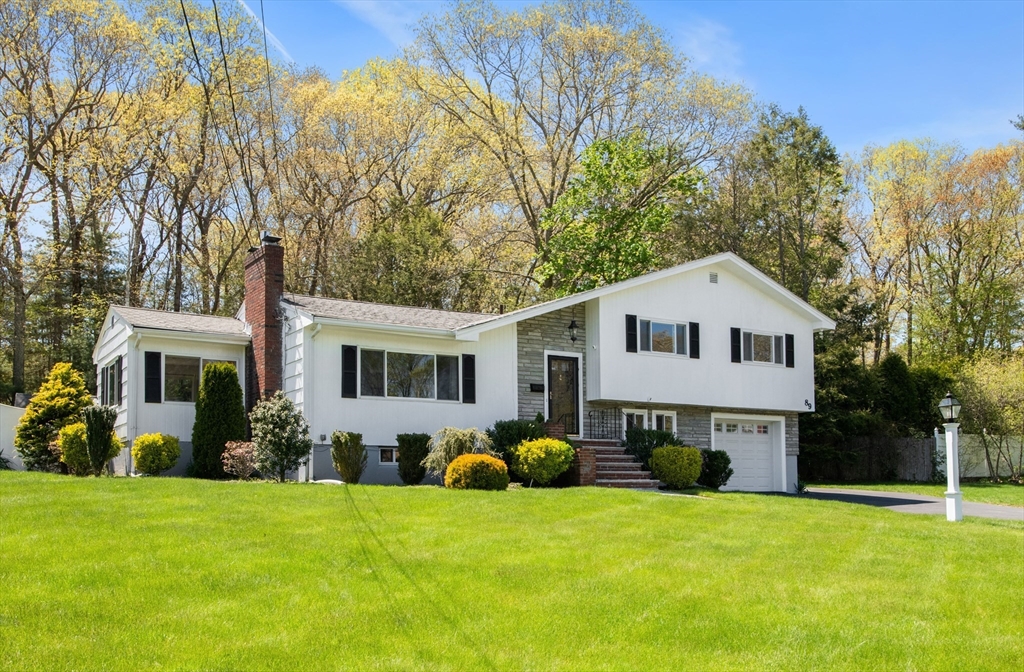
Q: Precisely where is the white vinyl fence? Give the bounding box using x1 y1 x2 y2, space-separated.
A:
935 429 1023 479
0 403 27 470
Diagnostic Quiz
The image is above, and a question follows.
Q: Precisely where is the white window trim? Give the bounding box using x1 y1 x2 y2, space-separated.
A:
653 410 677 435
740 329 785 367
356 347 462 403
377 447 399 466
637 317 690 357
710 412 787 492
622 408 648 439
544 349 583 437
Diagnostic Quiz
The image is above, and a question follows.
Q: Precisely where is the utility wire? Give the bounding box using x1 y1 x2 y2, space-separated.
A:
259 0 285 231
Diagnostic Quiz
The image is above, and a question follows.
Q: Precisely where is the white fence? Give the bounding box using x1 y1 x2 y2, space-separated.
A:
935 429 1023 479
0 403 27 470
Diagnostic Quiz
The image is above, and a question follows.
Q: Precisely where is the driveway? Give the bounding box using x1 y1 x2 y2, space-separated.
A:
804 488 1024 522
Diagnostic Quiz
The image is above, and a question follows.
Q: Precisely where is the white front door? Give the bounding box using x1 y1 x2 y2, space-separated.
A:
715 420 774 491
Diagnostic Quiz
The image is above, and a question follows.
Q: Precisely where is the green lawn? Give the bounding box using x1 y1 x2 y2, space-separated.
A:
1 473 1022 671
809 481 1024 507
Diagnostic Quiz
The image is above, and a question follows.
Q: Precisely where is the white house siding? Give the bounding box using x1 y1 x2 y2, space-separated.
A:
129 335 247 475
283 314 305 410
0 403 27 469
302 322 517 483
591 261 817 414
516 305 593 425
93 313 132 473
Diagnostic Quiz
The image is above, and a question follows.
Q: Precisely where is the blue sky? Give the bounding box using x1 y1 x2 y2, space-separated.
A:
245 0 1023 157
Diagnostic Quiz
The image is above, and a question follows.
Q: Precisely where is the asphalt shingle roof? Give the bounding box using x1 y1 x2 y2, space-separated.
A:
283 293 494 331
112 305 248 337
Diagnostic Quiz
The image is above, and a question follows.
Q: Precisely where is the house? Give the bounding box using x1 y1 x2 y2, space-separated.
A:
93 234 835 491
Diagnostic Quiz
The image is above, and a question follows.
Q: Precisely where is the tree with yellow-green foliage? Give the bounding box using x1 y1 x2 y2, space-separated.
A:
14 363 94 471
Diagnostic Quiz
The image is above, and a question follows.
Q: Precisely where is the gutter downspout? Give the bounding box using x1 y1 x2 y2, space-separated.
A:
306 323 322 482
129 332 142 476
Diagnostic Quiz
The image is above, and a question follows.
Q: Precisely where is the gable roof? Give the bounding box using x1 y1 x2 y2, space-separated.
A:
283 293 493 332
453 252 837 339
111 305 248 337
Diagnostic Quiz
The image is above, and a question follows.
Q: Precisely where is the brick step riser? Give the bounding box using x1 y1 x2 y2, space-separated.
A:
596 463 645 471
595 480 660 489
597 473 653 480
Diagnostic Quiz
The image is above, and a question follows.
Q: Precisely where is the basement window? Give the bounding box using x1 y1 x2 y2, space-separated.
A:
379 447 398 464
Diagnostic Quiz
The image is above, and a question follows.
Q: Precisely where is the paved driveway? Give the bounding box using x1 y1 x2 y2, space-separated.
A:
804 488 1024 522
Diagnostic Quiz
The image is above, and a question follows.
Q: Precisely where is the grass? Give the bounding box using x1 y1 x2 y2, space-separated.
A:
1 472 1022 671
808 481 1024 507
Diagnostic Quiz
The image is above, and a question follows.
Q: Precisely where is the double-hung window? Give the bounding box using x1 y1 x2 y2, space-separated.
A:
638 320 688 356
742 331 784 365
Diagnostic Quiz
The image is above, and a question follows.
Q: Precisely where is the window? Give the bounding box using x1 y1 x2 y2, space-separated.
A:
725 423 738 433
361 350 385 396
714 422 723 433
742 331 784 365
379 447 398 464
355 349 460 401
654 411 675 434
741 424 754 434
624 410 646 432
757 425 769 435
164 356 200 402
638 319 688 356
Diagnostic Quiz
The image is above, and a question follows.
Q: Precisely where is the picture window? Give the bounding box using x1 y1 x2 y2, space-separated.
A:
164 356 200 402
356 349 460 401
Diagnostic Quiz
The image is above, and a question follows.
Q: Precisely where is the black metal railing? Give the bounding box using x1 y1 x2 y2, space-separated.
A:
586 407 623 441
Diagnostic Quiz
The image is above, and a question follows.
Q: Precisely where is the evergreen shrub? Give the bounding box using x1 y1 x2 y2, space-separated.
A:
222 441 256 480
190 362 246 478
250 392 313 482
56 423 91 476
697 449 734 490
487 419 545 464
445 454 509 490
331 431 367 484
14 363 93 472
651 445 702 489
132 433 181 475
624 427 676 470
510 437 574 486
396 433 430 485
82 406 120 476
422 427 496 478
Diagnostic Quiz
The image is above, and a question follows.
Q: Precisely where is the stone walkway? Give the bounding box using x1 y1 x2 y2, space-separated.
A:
804 488 1024 521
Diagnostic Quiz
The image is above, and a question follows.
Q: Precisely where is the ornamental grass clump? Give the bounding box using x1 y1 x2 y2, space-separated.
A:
331 431 367 484
14 363 93 472
650 445 703 489
511 437 574 486
422 427 496 478
132 433 181 476
250 392 313 483
445 453 509 490
222 441 256 480
396 433 430 485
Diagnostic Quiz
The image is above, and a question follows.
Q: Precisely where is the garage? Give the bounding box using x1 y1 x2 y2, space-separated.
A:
713 420 775 491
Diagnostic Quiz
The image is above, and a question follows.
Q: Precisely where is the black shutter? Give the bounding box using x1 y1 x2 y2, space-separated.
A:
144 352 161 403
342 345 358 398
625 314 638 353
462 354 476 404
116 355 123 405
785 334 795 368
689 322 700 359
99 366 107 405
730 328 741 363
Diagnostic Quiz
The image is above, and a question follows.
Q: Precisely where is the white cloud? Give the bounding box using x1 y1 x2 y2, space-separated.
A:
334 0 435 47
676 18 743 82
236 0 295 63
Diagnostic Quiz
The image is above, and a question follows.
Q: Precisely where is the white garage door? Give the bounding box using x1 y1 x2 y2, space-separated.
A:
714 420 774 491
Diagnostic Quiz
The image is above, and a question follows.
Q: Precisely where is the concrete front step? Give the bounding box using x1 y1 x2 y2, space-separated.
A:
595 478 661 489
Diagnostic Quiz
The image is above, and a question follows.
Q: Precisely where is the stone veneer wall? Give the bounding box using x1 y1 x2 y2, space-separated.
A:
517 305 592 425
590 401 800 456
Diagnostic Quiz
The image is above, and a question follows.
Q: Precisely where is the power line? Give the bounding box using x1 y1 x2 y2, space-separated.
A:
259 0 285 230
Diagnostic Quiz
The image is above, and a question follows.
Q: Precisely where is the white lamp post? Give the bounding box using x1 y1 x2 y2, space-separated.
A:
938 393 963 522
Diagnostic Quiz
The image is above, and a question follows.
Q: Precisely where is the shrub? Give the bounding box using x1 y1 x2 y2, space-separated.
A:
487 419 545 463
14 363 93 472
331 431 367 484
651 445 702 489
445 453 509 490
396 433 430 485
422 427 496 478
624 427 677 470
132 433 181 476
510 437 574 486
222 441 256 480
250 392 313 482
82 406 120 476
56 423 91 476
698 449 734 490
191 362 246 478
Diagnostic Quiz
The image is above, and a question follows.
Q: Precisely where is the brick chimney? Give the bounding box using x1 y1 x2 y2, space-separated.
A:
245 233 284 404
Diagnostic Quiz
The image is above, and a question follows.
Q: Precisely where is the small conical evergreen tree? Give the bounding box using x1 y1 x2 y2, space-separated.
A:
190 362 246 478
15 363 94 471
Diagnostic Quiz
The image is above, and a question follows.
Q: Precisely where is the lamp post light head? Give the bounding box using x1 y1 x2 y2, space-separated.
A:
568 318 579 343
938 392 961 423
